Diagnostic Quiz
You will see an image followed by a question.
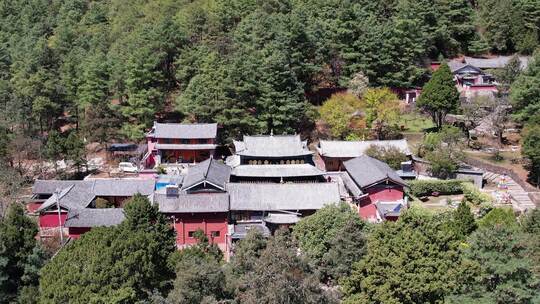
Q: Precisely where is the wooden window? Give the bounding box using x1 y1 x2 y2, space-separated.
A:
188 231 195 238
211 231 220 237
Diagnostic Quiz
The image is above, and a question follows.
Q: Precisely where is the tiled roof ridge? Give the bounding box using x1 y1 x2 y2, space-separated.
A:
203 157 213 179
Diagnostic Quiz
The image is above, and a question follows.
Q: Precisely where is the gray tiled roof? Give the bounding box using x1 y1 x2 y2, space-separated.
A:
447 60 468 73
64 208 125 228
37 182 96 212
150 122 217 139
318 139 411 158
33 180 84 195
92 179 156 196
154 191 229 213
34 179 156 212
325 171 364 198
234 135 312 157
344 155 407 189
154 143 217 150
228 182 340 211
231 164 324 178
464 56 530 70
182 158 231 191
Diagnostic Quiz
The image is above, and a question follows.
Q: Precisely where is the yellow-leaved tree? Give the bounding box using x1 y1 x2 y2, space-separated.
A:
363 88 401 139
318 93 367 139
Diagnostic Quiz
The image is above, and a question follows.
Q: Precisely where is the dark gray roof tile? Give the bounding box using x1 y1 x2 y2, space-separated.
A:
344 155 407 189
228 182 340 211
65 208 125 228
155 192 229 213
182 158 231 191
234 135 312 158
150 122 217 139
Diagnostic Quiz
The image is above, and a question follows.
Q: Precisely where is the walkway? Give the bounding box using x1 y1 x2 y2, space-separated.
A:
483 172 537 212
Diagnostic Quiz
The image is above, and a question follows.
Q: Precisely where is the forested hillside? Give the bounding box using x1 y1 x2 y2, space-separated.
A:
0 0 539 142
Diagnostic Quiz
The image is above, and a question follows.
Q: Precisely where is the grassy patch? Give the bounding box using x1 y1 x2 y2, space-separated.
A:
396 112 434 133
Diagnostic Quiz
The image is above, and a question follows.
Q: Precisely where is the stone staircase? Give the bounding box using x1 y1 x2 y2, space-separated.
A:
482 172 536 212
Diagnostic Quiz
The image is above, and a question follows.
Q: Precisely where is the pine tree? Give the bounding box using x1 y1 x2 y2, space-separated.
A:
448 226 540 303
451 202 477 238
320 219 366 283
236 229 336 304
417 63 460 128
510 50 540 123
522 121 540 186
0 203 40 302
40 195 176 303
342 210 463 304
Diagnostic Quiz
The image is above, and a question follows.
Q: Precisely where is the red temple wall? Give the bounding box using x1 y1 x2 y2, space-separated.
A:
171 213 228 247
39 212 68 228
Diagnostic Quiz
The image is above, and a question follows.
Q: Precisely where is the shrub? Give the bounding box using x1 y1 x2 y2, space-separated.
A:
478 208 518 229
95 198 113 208
461 183 492 206
365 145 408 170
408 179 464 197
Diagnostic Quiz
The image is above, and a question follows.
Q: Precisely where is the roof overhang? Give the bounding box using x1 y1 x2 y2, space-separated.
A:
155 144 217 150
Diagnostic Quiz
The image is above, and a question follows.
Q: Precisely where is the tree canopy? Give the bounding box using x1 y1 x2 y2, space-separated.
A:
0 203 45 303
39 195 175 303
1 0 534 144
416 63 460 129
341 209 463 304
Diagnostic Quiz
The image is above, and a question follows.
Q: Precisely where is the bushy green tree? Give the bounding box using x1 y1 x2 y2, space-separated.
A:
496 55 524 93
476 0 539 53
365 145 408 170
448 226 540 304
477 208 518 229
39 195 175 303
510 50 540 123
0 203 42 303
417 63 460 129
227 229 268 293
450 201 477 239
341 210 463 304
420 126 464 179
236 229 336 304
522 120 540 186
521 208 540 234
320 219 367 283
168 231 227 304
292 203 365 277
363 88 401 139
318 93 366 139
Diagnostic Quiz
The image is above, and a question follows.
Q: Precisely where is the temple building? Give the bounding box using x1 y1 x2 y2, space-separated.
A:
227 182 341 232
227 134 326 183
145 122 217 167
154 158 231 254
229 164 326 183
31 179 155 237
317 139 411 171
231 135 313 165
341 155 408 222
